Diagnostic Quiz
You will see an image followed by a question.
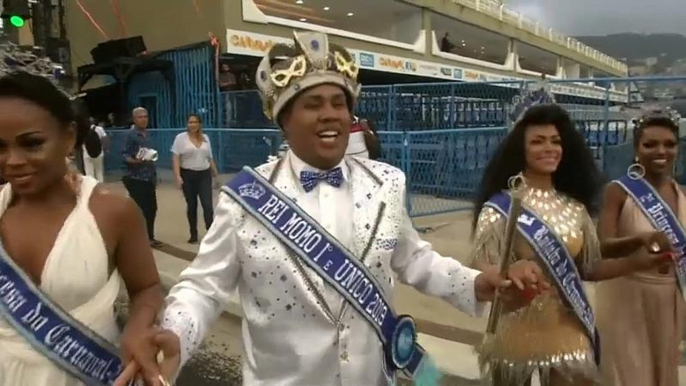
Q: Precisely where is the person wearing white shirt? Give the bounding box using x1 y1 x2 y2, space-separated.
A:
346 116 380 160
171 114 219 243
114 31 543 386
83 119 108 182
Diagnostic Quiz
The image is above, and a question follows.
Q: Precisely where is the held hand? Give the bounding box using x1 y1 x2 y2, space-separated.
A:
474 267 512 302
633 251 676 272
639 231 673 254
499 260 551 310
114 326 164 386
155 329 182 383
506 259 551 293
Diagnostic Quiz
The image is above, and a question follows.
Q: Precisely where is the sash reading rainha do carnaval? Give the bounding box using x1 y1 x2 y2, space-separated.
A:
615 175 686 299
224 166 438 384
0 244 125 386
485 193 600 363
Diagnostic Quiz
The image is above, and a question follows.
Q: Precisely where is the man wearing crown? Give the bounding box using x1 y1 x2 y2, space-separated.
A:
115 31 543 386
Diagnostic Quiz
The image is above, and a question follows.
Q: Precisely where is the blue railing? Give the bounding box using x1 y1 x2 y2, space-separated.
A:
216 87 629 137
105 127 686 218
115 43 686 217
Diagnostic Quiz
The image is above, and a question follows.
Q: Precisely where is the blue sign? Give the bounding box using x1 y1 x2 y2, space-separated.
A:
359 53 375 68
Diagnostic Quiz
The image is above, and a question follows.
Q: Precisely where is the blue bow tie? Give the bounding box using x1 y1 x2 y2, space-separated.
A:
299 167 343 192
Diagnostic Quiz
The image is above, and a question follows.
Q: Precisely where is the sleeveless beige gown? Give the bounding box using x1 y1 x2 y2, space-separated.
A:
595 183 686 386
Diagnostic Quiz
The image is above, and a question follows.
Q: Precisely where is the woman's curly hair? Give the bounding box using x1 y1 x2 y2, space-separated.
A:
472 104 602 232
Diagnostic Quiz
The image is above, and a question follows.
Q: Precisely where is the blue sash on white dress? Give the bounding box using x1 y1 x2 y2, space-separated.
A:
0 244 124 385
223 167 430 381
614 175 686 299
485 192 600 363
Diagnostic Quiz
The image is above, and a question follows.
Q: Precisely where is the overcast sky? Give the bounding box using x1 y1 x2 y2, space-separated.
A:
506 0 686 36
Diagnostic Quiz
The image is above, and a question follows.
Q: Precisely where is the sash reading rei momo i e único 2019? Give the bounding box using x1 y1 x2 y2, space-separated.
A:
0 243 125 386
223 166 433 382
485 193 600 363
615 175 686 299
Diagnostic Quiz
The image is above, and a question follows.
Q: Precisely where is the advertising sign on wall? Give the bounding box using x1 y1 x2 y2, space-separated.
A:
225 29 626 102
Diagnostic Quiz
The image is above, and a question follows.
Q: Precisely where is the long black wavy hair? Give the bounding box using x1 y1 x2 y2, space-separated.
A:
471 104 602 232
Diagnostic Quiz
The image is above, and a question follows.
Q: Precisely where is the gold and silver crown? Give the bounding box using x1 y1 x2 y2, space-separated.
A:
255 30 361 123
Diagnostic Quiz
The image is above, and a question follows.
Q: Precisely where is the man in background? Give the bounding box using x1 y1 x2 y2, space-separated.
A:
82 117 109 182
122 107 161 247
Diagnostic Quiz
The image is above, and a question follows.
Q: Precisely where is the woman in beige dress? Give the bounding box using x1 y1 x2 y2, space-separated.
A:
596 110 685 386
471 104 670 386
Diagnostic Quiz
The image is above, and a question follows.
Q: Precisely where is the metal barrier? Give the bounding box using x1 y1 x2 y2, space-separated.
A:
127 43 221 128
120 69 686 217
104 127 503 217
104 128 284 174
218 82 629 133
103 126 686 218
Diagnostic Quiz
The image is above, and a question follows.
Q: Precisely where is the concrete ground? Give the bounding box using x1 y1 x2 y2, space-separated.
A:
103 172 686 385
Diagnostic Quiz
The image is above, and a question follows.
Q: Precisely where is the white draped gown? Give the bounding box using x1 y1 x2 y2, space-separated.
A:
0 176 121 386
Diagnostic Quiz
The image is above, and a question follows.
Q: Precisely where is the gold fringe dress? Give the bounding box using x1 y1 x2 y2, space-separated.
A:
470 187 602 386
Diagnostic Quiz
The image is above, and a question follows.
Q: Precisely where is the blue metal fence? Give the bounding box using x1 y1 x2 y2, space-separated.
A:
119 44 686 218
106 126 686 218
104 128 284 174
128 43 221 128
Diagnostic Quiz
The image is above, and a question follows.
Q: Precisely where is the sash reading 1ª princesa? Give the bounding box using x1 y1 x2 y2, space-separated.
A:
614 175 686 299
0 243 124 386
223 167 426 379
485 193 600 363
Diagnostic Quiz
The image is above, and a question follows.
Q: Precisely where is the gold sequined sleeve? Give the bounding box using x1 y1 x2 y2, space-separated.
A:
578 209 602 277
469 207 512 268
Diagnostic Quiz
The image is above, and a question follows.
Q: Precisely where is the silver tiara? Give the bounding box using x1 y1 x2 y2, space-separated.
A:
632 108 681 129
508 81 556 123
0 42 67 93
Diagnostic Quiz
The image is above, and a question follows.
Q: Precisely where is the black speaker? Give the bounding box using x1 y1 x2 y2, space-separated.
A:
90 36 147 64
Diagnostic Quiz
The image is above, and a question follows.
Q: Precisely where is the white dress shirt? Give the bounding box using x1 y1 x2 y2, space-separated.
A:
170 132 213 171
161 151 486 386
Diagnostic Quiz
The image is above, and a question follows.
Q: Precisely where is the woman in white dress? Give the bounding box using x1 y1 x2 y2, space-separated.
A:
0 71 164 385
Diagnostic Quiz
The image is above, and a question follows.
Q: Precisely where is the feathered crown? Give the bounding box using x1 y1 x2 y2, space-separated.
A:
255 30 361 124
508 80 556 123
632 108 681 130
0 42 64 88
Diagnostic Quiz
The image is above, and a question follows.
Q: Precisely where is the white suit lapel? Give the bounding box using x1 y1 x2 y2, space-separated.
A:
335 158 385 320
266 157 337 323
348 158 385 263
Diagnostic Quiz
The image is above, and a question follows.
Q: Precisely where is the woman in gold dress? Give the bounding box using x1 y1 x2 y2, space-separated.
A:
596 110 684 386
470 104 671 386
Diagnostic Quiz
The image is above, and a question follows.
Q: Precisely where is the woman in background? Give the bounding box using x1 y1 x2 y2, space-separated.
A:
171 114 218 244
596 110 685 386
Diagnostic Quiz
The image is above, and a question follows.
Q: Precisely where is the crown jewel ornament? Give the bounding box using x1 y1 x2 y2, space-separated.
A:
255 30 361 124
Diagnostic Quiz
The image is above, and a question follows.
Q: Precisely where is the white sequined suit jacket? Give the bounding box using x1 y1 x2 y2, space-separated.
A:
162 153 486 386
